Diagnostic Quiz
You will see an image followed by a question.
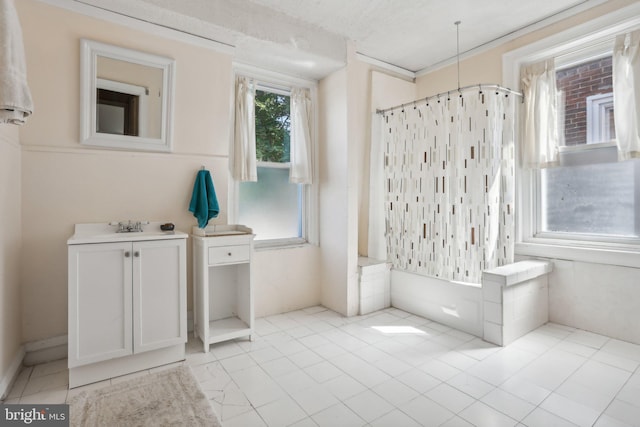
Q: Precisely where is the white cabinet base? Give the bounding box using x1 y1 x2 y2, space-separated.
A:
203 317 252 346
69 344 184 388
67 223 188 388
192 229 255 353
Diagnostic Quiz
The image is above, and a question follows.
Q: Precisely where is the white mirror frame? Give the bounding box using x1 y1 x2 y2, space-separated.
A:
80 39 175 152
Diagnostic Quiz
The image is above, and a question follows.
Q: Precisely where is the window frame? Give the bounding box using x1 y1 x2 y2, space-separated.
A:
503 4 640 266
229 64 318 250
586 92 615 144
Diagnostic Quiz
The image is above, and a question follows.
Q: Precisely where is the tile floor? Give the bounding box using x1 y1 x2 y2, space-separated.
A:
3 306 640 427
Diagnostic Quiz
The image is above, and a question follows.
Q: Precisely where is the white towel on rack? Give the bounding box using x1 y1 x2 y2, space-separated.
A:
0 0 33 125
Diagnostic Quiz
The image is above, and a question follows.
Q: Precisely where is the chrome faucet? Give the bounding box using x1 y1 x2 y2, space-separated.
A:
115 220 146 233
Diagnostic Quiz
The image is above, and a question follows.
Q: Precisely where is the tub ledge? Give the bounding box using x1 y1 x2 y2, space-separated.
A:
481 260 554 346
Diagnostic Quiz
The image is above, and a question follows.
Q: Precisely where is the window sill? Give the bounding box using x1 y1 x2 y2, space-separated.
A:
516 238 640 268
253 238 311 251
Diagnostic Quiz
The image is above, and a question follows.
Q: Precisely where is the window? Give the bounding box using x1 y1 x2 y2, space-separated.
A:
231 71 316 248
503 6 640 253
538 53 640 241
539 53 640 240
238 88 304 242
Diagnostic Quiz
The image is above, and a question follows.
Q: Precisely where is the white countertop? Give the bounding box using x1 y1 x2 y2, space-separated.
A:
68 222 188 245
191 224 254 237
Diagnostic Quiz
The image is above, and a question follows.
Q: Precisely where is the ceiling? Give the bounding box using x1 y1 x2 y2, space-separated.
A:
78 0 601 80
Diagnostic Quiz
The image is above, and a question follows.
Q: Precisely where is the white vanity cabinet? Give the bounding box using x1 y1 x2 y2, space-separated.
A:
192 226 255 352
67 223 187 387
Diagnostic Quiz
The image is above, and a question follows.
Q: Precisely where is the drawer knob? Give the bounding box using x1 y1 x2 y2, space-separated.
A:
228 252 232 256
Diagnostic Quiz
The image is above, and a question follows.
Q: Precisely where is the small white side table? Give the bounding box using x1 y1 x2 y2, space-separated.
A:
192 225 255 352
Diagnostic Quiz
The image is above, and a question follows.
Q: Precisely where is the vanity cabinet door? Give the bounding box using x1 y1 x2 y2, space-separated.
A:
132 239 187 354
68 242 133 368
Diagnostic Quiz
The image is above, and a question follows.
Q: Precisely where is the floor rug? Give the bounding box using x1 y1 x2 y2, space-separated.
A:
68 366 221 427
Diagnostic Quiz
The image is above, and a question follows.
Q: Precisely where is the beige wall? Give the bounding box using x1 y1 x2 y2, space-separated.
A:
362 71 417 259
318 67 349 315
17 0 320 343
0 125 22 391
317 49 379 317
346 49 369 316
253 245 320 317
350 57 371 260
318 43 378 317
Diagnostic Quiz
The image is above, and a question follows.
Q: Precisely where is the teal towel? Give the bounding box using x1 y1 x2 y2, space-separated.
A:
189 170 219 228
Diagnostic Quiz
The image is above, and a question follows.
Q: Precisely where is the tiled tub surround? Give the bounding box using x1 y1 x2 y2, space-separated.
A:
358 257 391 315
482 261 554 347
4 306 640 427
391 270 484 337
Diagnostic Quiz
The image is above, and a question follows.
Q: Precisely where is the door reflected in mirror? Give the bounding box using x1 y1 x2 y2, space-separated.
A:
80 40 174 152
97 86 140 136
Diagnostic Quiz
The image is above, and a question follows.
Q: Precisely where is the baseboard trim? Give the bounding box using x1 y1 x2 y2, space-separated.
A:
23 335 67 367
0 346 25 401
13 311 194 372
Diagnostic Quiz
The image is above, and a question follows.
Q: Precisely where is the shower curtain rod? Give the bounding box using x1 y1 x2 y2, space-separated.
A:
376 84 523 115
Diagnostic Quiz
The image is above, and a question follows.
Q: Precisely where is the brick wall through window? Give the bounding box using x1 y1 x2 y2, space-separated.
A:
556 56 613 146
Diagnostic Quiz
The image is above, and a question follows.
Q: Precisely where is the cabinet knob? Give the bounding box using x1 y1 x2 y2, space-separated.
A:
134 251 140 257
228 252 232 256
125 251 130 258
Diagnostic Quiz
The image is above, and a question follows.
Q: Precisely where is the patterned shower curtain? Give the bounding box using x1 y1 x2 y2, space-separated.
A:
383 90 515 283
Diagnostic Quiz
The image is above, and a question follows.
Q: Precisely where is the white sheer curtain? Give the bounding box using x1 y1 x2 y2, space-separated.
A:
230 76 257 182
521 59 560 168
290 87 313 184
613 30 640 160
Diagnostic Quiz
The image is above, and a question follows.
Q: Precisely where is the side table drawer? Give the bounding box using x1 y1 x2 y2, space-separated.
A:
208 245 250 265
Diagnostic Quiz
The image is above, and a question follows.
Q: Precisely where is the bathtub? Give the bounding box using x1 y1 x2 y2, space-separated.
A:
390 269 484 337
391 260 553 343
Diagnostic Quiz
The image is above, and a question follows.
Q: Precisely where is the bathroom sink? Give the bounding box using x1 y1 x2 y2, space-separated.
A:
82 230 173 240
68 222 187 245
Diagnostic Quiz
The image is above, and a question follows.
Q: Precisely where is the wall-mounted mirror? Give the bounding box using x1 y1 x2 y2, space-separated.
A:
80 39 175 152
